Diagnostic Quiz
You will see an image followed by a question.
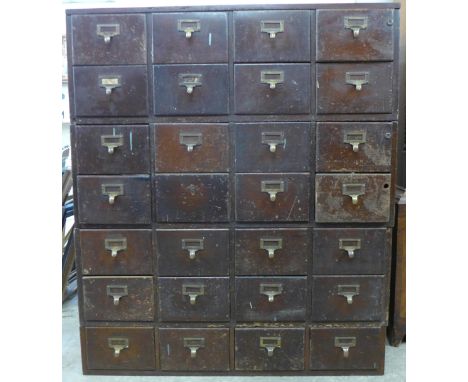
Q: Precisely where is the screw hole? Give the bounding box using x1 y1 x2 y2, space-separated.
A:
383 184 389 189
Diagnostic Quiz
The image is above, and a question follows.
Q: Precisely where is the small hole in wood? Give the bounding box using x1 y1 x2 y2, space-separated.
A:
383 184 389 189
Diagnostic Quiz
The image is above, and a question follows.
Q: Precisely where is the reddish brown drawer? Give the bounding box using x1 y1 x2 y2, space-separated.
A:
159 328 229 371
79 229 153 276
74 125 150 175
311 275 385 322
235 229 309 275
235 328 305 371
157 229 229 276
316 63 393 114
82 276 155 321
159 277 230 322
153 12 228 63
317 9 394 62
309 326 385 371
85 327 156 370
316 122 393 173
155 123 229 172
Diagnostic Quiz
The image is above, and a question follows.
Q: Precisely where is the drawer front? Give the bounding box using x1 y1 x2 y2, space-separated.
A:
309 326 385 370
235 328 305 371
155 124 229 172
80 229 153 276
159 277 230 322
154 64 229 115
317 9 394 62
82 276 154 321
235 229 310 275
313 228 388 275
235 277 306 321
234 11 311 62
85 327 156 370
316 63 393 114
311 276 385 322
316 122 393 173
71 14 147 65
236 174 310 222
155 175 229 223
77 175 151 225
159 328 229 371
153 12 228 63
235 123 311 172
75 125 150 175
157 229 229 276
234 64 311 115
73 66 148 117
315 174 391 223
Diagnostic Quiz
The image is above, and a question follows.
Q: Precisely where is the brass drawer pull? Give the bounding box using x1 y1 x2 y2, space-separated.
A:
337 284 360 304
260 20 284 38
101 134 124 154
108 337 129 357
334 337 356 358
104 237 127 258
260 283 283 302
342 183 365 205
179 132 202 152
261 131 285 153
344 16 368 38
339 238 361 259
261 70 284 89
345 72 369 91
181 238 204 260
97 23 120 44
343 131 366 152
106 285 128 306
101 184 124 205
99 75 121 95
260 238 283 259
177 19 201 38
261 180 284 202
179 73 202 94
260 336 281 357
182 284 205 305
183 337 205 358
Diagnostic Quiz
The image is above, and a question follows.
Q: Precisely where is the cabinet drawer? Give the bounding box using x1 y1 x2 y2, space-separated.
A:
309 326 385 371
159 277 230 322
235 328 305 371
153 12 228 63
71 14 147 65
236 174 309 222
155 124 229 172
77 175 151 225
75 125 150 175
234 64 311 115
315 173 391 223
154 64 229 115
317 9 394 62
80 229 153 276
316 122 393 173
235 123 311 172
316 63 393 114
235 277 306 321
73 66 148 117
159 328 229 371
82 276 154 321
234 11 311 62
157 229 229 276
85 327 156 370
311 275 385 322
154 175 229 223
235 229 309 275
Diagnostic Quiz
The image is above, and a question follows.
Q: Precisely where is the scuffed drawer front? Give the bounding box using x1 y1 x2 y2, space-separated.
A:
73 66 148 117
159 328 229 371
71 14 147 65
85 327 156 370
316 63 393 114
155 124 229 172
234 64 311 115
316 9 394 61
236 174 310 222
315 174 391 223
154 64 229 115
235 229 310 275
235 123 311 172
157 229 229 276
80 229 153 276
154 175 229 223
311 275 385 322
234 11 311 62
153 12 228 63
316 122 393 173
159 277 230 322
235 328 305 371
82 276 154 321
75 125 150 175
235 276 307 321
77 175 151 225
313 228 388 275
309 326 385 371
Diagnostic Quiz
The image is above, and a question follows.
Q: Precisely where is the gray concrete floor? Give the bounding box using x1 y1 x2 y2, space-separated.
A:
63 296 405 381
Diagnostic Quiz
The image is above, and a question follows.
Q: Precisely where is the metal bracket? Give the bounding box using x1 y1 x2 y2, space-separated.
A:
344 16 368 38
339 239 361 259
260 283 283 302
261 131 285 153
334 337 356 358
108 337 129 357
179 73 203 94
345 72 369 91
177 19 201 38
342 183 365 205
260 336 281 356
101 184 124 205
337 284 360 304
183 337 205 358
182 284 205 305
99 75 121 95
260 238 283 259
106 285 128 306
101 134 124 154
260 20 284 38
97 23 120 44
179 132 202 152
104 237 127 258
261 70 284 89
181 238 204 260
261 180 285 202
343 131 366 152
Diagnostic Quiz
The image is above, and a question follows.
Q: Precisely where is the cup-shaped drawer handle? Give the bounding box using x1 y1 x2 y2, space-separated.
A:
101 134 124 154
342 183 365 205
260 336 281 357
179 132 202 152
182 284 205 305
179 73 202 94
177 19 201 38
334 337 356 358
344 16 368 38
99 75 121 95
261 70 284 89
345 72 369 91
261 180 285 202
260 20 284 38
261 132 285 153
183 337 205 358
337 284 360 304
181 238 204 260
339 238 361 259
97 23 120 43
260 283 283 303
101 184 124 205
106 285 128 306
260 238 283 259
343 132 366 152
105 237 127 258
108 337 129 358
